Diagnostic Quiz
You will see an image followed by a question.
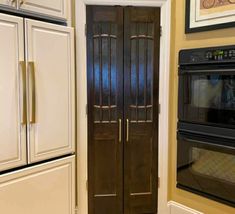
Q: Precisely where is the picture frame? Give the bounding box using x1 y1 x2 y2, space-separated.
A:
185 0 235 33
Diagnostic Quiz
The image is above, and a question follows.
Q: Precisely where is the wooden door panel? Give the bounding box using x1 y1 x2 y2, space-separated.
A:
92 22 119 123
87 6 123 214
93 125 120 214
0 13 26 172
93 124 118 195
129 124 153 194
124 7 160 214
129 24 154 122
26 19 75 163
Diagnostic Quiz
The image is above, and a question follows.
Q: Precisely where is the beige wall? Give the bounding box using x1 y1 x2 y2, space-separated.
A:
169 1 235 213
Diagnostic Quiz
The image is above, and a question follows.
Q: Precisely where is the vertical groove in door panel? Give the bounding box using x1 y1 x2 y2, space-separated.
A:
99 26 103 122
144 24 148 121
87 6 124 214
108 23 112 121
136 24 139 122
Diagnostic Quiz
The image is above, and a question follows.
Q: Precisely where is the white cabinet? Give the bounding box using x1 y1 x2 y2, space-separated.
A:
0 13 27 171
0 155 75 214
25 19 75 163
0 14 75 171
0 0 17 8
19 0 69 21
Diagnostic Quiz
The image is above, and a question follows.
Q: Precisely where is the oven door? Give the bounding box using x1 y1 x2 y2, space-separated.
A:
178 66 235 128
177 131 235 206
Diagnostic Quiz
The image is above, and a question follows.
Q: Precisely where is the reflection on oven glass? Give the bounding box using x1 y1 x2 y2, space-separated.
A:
191 148 235 184
191 75 235 110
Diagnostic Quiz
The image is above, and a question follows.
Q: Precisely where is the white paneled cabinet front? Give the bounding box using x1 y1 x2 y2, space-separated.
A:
25 19 75 163
0 0 16 8
0 156 75 214
19 0 68 20
0 13 75 171
0 13 27 172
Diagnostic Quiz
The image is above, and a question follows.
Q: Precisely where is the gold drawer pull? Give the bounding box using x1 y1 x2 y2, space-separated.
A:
28 62 36 124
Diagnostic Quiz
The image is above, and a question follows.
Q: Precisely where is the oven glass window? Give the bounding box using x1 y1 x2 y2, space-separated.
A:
191 75 235 110
191 148 235 184
181 74 235 126
177 134 235 205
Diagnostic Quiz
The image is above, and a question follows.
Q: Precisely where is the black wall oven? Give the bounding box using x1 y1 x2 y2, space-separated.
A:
177 45 235 207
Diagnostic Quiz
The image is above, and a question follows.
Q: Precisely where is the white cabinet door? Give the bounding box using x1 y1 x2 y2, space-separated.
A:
0 0 17 8
0 13 26 172
25 19 75 163
19 0 68 20
0 156 75 214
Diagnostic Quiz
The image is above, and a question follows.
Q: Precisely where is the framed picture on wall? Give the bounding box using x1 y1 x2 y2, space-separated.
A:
186 0 235 33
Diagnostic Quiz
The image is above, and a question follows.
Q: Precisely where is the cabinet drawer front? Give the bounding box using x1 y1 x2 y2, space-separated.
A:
25 19 75 163
0 13 26 172
0 156 75 214
19 0 68 20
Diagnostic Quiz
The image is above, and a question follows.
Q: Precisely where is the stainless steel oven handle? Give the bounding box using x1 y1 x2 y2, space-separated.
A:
183 137 235 150
180 68 235 74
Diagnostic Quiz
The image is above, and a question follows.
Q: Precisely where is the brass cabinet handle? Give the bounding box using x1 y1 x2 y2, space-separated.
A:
28 62 36 124
118 119 122 143
20 61 27 125
126 119 129 142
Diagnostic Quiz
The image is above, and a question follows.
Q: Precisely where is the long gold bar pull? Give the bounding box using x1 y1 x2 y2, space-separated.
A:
28 62 36 124
20 61 27 125
118 119 122 143
126 119 129 142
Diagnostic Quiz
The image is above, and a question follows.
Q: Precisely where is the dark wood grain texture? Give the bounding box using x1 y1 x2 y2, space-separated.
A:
87 6 124 214
124 7 160 214
87 6 160 214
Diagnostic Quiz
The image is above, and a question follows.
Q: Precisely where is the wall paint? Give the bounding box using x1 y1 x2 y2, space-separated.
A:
169 1 235 213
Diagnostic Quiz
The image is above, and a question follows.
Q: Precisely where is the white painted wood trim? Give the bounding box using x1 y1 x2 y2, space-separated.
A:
83 0 166 6
75 1 171 213
18 0 68 20
168 201 204 214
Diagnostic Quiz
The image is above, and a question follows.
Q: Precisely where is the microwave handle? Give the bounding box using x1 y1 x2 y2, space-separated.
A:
182 137 235 151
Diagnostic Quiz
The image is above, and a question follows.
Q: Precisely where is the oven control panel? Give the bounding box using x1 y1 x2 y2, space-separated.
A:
179 45 235 65
206 49 235 61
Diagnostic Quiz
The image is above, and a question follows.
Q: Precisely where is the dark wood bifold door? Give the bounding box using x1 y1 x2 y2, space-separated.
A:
124 8 160 214
87 6 160 214
87 6 124 214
